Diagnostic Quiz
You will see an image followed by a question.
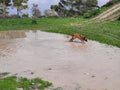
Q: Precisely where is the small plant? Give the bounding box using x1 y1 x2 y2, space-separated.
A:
31 19 37 24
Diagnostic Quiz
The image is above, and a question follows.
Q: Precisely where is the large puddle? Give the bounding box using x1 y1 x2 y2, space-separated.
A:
0 30 120 90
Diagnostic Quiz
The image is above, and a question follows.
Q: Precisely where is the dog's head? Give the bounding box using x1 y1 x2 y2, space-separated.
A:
83 36 87 42
84 37 87 42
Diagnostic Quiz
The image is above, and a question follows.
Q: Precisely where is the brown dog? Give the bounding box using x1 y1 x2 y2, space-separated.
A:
69 33 87 43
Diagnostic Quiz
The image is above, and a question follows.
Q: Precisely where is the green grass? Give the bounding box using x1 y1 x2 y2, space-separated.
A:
0 73 52 90
0 76 17 90
0 18 120 47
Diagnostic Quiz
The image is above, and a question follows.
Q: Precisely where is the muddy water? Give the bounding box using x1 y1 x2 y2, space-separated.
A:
0 30 120 90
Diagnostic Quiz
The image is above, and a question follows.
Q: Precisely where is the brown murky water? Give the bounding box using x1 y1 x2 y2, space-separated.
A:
0 30 120 90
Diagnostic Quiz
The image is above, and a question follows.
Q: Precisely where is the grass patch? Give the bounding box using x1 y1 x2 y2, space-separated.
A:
0 18 120 47
0 76 17 90
0 73 52 90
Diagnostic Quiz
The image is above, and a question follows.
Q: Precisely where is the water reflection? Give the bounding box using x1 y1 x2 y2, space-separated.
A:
0 31 26 39
69 42 88 52
0 31 26 58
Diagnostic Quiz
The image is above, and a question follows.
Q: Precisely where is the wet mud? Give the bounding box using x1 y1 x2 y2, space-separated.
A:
0 30 120 90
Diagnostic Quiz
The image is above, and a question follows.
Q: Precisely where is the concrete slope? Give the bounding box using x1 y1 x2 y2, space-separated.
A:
92 3 120 21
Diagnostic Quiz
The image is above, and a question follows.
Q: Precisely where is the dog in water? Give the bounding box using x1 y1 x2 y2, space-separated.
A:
69 33 87 43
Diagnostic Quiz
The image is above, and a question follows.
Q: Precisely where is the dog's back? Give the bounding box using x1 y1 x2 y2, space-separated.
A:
70 33 87 42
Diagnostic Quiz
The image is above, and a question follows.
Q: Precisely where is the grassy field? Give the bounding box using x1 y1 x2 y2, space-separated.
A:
0 18 120 47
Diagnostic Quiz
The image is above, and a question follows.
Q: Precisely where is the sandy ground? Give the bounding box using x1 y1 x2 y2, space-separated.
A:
0 30 120 90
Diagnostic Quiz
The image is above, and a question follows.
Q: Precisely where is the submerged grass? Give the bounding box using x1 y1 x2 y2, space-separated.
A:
0 18 120 47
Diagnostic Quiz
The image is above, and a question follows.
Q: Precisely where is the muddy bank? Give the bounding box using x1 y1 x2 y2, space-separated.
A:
0 30 120 90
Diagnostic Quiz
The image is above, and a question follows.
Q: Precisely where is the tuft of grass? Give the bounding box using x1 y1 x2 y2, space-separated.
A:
31 78 52 90
17 77 31 90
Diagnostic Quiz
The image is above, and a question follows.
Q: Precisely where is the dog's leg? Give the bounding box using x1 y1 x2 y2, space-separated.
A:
79 38 85 44
69 37 74 42
69 35 75 42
